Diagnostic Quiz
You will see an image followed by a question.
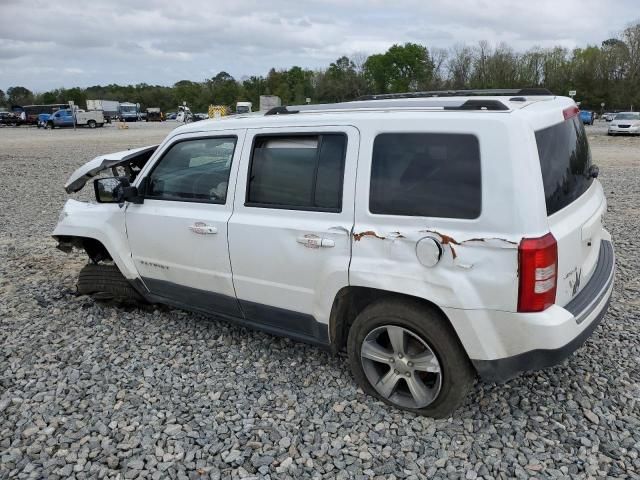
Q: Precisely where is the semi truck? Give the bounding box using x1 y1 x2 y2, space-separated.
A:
259 95 281 112
86 100 119 122
146 107 163 121
118 102 140 122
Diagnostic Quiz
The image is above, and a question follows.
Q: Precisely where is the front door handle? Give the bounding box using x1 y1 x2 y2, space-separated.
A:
297 235 335 248
189 222 217 235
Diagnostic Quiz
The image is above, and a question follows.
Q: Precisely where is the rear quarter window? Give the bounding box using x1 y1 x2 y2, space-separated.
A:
369 133 481 219
535 116 593 215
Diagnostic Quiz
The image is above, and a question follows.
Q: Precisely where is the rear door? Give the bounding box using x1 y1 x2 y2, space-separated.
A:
535 113 605 306
227 126 358 343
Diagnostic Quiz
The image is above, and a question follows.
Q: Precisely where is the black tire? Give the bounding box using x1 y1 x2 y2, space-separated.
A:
77 263 144 303
347 298 475 418
88 120 96 128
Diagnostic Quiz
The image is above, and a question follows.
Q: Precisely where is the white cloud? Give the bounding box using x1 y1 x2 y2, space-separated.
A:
0 0 638 91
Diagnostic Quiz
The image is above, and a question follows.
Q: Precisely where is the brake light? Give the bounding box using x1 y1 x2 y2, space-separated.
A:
518 233 558 312
563 105 579 120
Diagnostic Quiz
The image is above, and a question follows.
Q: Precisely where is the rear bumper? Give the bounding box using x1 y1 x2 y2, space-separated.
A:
446 240 615 383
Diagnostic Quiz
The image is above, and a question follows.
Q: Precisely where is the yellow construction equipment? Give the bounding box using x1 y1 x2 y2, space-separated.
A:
208 105 229 119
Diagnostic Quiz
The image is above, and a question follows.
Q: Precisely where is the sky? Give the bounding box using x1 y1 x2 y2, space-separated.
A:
1 0 639 92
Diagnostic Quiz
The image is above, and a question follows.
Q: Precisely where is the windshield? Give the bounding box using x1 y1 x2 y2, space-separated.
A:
121 106 137 113
614 113 640 120
237 106 250 114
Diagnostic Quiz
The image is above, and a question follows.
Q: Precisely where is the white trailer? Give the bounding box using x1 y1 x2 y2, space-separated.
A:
86 100 119 122
259 95 281 112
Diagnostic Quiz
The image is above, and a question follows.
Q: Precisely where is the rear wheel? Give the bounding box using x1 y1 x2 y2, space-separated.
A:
77 263 144 303
88 120 97 128
347 299 475 418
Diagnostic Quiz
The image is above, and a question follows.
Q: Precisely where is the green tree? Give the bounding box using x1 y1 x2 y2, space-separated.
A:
206 71 239 107
7 86 34 105
316 56 366 102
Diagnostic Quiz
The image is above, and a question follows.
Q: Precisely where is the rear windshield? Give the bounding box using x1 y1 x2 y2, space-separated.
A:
535 116 593 215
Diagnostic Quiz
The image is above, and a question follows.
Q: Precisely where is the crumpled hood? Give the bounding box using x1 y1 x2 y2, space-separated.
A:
64 145 158 193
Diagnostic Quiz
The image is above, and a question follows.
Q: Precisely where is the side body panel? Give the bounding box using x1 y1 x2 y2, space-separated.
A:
350 115 542 314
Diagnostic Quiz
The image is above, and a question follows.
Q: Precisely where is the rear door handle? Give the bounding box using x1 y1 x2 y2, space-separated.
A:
297 235 335 248
189 223 217 235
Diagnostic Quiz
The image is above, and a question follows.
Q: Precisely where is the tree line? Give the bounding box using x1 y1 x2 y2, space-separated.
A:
2 23 640 113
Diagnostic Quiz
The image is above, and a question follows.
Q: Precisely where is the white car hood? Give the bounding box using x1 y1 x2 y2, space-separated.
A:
64 145 158 193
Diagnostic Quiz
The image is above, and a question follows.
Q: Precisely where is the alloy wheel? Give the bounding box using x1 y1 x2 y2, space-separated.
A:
360 325 442 409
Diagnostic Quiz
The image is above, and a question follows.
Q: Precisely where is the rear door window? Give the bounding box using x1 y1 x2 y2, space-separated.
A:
369 133 481 218
246 134 347 211
535 116 593 215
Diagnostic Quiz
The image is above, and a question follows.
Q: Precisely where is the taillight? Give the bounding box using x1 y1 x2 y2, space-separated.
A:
518 233 558 312
563 105 579 120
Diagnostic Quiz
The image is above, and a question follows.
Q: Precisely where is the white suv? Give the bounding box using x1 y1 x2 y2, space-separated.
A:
54 89 615 417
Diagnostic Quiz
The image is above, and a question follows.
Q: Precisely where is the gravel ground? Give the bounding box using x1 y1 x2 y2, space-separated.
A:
1 121 639 479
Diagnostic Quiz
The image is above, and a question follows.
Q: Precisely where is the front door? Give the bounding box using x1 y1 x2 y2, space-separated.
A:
228 126 358 344
126 130 245 317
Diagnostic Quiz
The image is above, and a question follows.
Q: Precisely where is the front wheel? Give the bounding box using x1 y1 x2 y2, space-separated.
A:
77 263 144 304
348 299 475 418
88 120 96 128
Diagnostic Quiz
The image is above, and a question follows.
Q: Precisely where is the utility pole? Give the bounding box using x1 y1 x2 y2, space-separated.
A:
69 100 76 130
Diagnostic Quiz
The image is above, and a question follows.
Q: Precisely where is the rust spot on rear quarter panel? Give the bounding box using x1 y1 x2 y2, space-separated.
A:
418 230 517 259
420 230 460 258
353 231 386 241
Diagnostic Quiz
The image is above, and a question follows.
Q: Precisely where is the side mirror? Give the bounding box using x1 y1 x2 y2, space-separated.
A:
93 177 140 204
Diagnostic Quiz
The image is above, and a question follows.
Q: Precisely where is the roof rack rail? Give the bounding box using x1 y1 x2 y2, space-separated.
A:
266 97 511 115
357 88 553 100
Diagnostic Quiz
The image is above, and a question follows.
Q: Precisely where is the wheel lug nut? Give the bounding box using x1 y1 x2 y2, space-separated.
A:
398 353 403 359
394 369 399 375
407 361 413 367
389 358 395 363
405 372 411 377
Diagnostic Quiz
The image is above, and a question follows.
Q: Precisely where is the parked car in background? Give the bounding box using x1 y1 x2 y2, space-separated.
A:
37 113 51 128
579 110 595 125
603 112 616 122
47 109 105 129
608 112 640 135
53 89 614 417
0 111 15 126
166 112 177 120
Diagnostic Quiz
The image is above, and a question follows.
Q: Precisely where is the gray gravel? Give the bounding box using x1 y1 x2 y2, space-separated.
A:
1 121 639 479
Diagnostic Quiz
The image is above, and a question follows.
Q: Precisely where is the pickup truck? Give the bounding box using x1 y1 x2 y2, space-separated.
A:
47 109 105 129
